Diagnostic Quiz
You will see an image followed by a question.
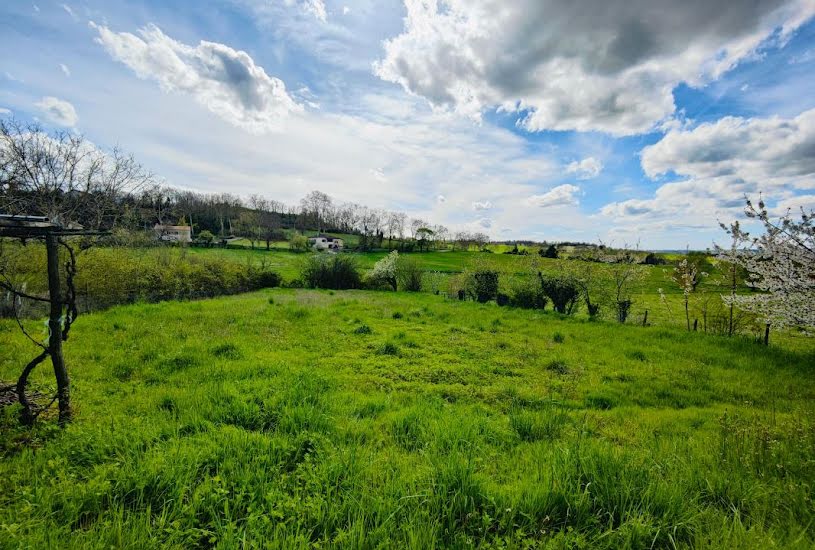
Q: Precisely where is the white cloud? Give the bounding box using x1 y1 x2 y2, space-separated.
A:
61 3 77 20
601 109 815 233
91 22 302 133
33 4 40 13
472 200 492 210
0 108 11 115
342 6 351 15
566 157 603 179
369 168 387 182
436 194 447 203
526 184 580 208
60 63 71 77
284 0 327 21
641 108 815 187
35 96 78 126
478 217 492 229
374 0 815 135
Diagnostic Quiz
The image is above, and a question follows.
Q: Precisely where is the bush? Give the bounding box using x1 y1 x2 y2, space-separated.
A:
247 268 282 289
468 269 499 303
397 256 423 292
540 244 558 259
367 251 399 291
539 273 580 314
289 232 309 252
301 254 361 290
642 252 666 265
509 281 548 310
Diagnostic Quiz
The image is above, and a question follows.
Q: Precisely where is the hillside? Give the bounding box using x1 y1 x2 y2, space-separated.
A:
2 289 813 548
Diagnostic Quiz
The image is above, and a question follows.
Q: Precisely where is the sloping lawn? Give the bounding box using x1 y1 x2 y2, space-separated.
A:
1 289 813 548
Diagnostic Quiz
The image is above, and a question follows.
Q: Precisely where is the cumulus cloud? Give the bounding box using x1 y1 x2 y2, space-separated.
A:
0 108 11 115
472 200 492 210
59 63 71 77
374 0 815 135
566 157 603 179
436 194 447 203
642 108 815 185
91 23 302 133
602 108 815 229
35 96 78 126
526 184 580 208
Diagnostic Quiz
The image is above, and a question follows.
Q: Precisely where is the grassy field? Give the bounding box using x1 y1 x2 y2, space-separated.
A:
5 241 803 347
2 289 814 548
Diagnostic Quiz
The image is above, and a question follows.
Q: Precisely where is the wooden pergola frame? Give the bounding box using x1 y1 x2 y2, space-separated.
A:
1 214 104 424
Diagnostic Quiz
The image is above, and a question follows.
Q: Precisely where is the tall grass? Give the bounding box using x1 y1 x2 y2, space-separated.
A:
1 289 813 547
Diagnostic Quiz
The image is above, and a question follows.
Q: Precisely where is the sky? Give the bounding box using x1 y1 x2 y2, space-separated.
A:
1 0 814 249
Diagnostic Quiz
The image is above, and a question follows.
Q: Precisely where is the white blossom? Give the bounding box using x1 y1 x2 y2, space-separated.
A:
716 199 815 330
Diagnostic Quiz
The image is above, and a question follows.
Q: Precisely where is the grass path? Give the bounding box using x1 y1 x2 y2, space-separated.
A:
1 290 814 548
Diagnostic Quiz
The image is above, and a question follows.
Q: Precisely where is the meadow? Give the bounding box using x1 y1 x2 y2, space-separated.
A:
1 289 814 548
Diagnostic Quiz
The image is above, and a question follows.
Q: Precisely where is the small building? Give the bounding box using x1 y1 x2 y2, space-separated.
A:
308 234 344 251
154 224 192 243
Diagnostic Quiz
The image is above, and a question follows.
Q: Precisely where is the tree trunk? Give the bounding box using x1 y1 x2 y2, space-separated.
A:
16 350 49 426
684 298 690 331
46 234 71 425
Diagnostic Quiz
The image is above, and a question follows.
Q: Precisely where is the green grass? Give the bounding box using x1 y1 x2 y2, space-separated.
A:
1 289 814 548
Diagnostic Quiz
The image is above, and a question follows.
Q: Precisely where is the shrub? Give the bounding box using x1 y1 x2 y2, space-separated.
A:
539 273 580 314
289 232 309 251
540 244 559 258
353 324 372 334
509 281 548 310
301 254 361 290
467 269 499 303
247 268 282 289
552 332 565 344
367 251 399 291
398 256 424 292
496 293 509 306
642 252 666 265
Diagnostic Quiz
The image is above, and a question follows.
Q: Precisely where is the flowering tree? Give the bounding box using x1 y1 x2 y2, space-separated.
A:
671 255 699 331
717 198 814 332
369 250 399 291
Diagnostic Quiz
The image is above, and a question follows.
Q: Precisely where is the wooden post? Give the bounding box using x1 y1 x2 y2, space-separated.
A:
642 310 648 326
693 319 698 331
764 323 770 346
46 234 71 424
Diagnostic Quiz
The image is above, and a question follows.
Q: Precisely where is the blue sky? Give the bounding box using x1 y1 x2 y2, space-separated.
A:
2 0 814 248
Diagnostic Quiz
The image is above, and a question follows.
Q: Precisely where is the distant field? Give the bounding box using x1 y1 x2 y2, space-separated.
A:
187 246 800 345
4 241 796 345
1 290 813 547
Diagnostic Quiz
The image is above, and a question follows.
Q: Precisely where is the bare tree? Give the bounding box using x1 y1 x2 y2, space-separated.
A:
300 190 332 233
249 195 282 250
0 118 152 229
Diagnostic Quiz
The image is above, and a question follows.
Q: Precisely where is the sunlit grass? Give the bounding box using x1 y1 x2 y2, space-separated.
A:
1 289 813 547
